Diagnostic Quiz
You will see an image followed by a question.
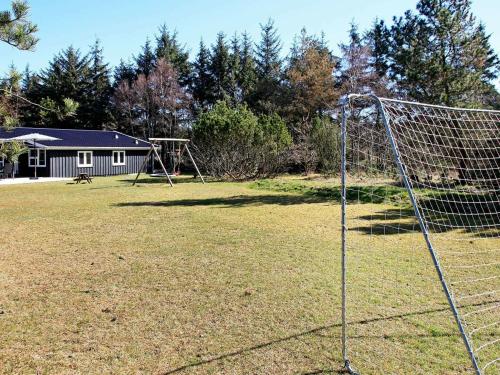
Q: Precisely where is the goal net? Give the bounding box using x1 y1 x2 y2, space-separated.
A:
340 95 499 374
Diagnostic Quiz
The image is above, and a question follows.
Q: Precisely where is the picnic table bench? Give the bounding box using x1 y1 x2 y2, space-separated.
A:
74 173 93 184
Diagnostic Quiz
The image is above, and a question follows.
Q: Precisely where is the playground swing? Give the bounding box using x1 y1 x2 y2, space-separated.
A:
133 138 205 187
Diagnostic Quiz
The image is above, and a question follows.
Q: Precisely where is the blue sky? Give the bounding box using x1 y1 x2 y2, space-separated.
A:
1 0 499 84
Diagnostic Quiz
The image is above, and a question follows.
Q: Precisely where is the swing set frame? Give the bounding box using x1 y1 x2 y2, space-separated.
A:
133 138 205 187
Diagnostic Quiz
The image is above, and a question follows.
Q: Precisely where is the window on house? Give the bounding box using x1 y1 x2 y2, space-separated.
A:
112 150 126 166
0 156 4 169
77 151 93 167
28 149 46 167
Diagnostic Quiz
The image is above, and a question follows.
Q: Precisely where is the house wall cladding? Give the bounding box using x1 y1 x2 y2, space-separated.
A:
49 150 147 177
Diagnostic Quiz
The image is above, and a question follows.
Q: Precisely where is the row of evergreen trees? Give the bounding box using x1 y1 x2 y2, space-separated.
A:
3 0 499 137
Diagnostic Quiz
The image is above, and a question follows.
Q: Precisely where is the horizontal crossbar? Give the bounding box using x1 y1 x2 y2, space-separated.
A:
148 138 190 142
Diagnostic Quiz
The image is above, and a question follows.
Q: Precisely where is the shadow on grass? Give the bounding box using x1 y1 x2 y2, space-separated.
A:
161 300 498 374
119 176 213 185
115 184 410 210
252 180 408 205
353 190 500 237
253 180 499 236
114 194 331 208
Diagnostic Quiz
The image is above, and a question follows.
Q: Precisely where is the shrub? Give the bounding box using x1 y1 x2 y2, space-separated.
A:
192 101 291 180
311 116 341 175
0 140 27 164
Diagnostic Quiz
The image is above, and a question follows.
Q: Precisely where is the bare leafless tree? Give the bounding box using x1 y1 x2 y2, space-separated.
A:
113 58 189 139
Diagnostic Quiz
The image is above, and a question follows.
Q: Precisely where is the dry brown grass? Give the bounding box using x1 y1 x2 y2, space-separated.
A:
0 175 496 374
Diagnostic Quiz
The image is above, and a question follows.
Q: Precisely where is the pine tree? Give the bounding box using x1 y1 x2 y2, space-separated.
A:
155 24 191 86
367 19 391 78
239 32 257 103
21 64 35 92
30 46 91 128
255 19 282 82
253 19 283 113
192 40 214 109
88 39 112 128
382 0 500 106
19 64 39 124
0 0 38 50
228 33 241 103
1 2 77 129
1 1 38 129
135 39 156 77
113 59 136 88
0 65 23 128
209 32 232 102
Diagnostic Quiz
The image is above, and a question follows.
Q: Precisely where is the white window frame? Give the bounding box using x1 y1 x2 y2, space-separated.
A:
112 150 126 166
28 149 46 167
77 151 93 167
0 156 4 169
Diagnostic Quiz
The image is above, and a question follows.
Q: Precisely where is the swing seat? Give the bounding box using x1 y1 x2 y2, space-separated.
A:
150 171 177 178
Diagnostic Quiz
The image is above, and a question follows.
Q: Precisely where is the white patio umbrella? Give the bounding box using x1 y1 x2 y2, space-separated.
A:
9 133 60 179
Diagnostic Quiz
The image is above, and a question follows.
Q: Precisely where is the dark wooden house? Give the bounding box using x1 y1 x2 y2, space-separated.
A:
0 127 151 178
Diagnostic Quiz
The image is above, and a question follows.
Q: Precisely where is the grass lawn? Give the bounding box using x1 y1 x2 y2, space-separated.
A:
0 175 494 374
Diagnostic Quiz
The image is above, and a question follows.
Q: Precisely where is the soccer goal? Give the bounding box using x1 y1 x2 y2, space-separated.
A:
340 95 499 374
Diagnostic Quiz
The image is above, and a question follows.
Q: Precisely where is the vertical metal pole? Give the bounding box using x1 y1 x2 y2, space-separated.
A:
34 139 38 179
374 98 481 375
185 144 205 184
340 98 352 372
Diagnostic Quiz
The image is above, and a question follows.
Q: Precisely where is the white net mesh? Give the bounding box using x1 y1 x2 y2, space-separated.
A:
341 96 499 374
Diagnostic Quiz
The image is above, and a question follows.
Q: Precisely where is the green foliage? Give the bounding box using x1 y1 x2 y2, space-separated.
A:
376 0 500 106
135 39 155 77
2 6 500 182
239 32 257 103
311 116 341 175
209 33 232 102
155 24 191 86
258 113 292 152
193 101 259 147
255 19 282 82
0 140 27 163
88 39 113 127
3 116 18 129
192 101 291 180
113 59 136 87
228 34 241 103
366 19 391 77
25 45 109 128
0 0 38 50
4 64 22 90
1 66 23 129
192 40 214 109
39 97 79 121
252 19 283 113
192 32 258 110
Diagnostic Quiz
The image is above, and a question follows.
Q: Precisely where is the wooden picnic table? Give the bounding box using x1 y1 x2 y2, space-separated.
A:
74 173 93 184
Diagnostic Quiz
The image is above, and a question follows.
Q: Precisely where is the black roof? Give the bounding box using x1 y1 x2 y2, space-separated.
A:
0 127 151 149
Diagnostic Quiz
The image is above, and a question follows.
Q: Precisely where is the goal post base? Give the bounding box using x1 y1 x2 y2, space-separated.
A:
342 360 360 375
